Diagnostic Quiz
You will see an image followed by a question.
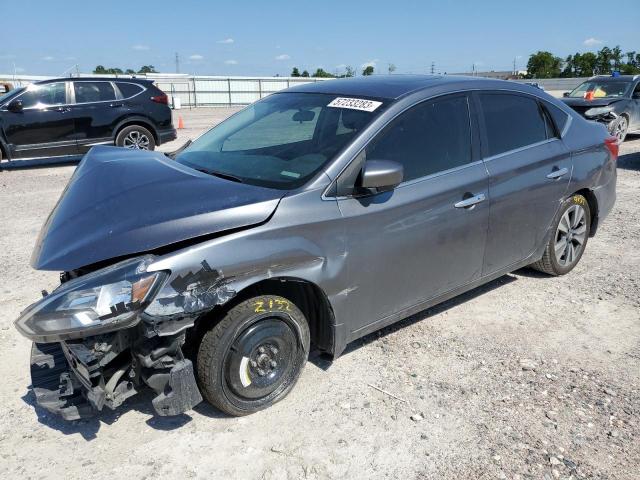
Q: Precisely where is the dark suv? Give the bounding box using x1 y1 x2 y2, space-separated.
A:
561 74 640 143
0 77 176 161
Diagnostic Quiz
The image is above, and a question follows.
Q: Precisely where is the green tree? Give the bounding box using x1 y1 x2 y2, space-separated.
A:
137 65 158 74
388 63 396 74
93 65 108 74
125 69 136 75
362 65 374 76
301 70 310 77
526 51 562 78
291 67 301 77
345 66 355 77
311 68 334 78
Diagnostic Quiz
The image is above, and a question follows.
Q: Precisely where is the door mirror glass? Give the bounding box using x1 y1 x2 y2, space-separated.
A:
360 160 403 192
562 92 570 98
7 99 23 113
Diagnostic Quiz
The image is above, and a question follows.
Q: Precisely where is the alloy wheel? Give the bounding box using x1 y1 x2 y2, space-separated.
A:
554 204 587 267
123 130 150 150
613 117 627 144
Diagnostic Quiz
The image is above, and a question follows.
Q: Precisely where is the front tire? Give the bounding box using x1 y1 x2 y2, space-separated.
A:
610 116 628 144
196 295 310 416
531 194 591 276
115 125 156 151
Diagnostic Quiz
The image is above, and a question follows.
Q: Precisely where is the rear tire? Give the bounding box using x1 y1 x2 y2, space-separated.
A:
196 295 310 416
530 194 591 276
115 125 156 151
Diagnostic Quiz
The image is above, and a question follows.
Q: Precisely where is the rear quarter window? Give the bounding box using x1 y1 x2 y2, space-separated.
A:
544 102 570 135
116 82 144 99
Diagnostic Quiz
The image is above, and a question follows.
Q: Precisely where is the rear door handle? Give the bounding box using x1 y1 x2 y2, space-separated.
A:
109 103 124 108
546 167 569 180
454 193 486 209
53 106 70 113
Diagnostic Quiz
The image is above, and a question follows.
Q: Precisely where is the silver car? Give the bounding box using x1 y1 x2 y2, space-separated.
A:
15 75 617 419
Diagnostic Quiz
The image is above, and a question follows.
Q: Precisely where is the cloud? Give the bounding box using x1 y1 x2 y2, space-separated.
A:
584 37 603 46
275 54 291 61
42 56 55 61
224 59 238 65
189 54 204 60
132 44 150 51
361 59 379 69
217 38 234 44
65 56 77 61
335 64 347 69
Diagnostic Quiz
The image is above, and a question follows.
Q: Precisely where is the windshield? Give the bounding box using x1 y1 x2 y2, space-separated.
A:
175 92 385 189
0 87 24 105
568 80 630 99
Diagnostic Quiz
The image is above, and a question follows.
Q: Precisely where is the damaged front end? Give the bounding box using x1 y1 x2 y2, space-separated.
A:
15 255 234 420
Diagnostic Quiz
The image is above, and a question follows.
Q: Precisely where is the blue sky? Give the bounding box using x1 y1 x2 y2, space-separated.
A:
1 0 638 76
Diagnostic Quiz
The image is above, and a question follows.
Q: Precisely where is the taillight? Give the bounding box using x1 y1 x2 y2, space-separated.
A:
604 136 619 161
151 93 168 104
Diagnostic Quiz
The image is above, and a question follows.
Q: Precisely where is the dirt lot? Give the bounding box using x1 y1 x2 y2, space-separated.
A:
0 109 638 480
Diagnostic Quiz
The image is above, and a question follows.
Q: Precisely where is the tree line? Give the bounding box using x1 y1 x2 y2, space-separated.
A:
527 46 640 79
290 65 374 78
93 65 158 75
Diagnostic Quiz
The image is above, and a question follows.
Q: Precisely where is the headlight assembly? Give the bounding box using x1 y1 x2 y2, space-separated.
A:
584 106 615 118
14 256 168 343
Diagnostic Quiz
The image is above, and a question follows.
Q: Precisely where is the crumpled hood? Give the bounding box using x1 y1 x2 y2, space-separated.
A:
561 97 623 109
31 146 284 271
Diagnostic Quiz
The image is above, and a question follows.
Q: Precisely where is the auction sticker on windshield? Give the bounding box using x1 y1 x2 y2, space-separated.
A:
327 97 382 112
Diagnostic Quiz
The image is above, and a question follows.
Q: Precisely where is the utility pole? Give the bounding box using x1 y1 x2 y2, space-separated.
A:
430 61 435 74
175 52 180 74
513 57 517 75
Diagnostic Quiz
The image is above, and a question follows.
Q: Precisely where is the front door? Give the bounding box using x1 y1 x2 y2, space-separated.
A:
2 82 77 158
476 92 572 274
337 93 490 336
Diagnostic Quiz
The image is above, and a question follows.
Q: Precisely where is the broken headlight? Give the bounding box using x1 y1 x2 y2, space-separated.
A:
584 106 614 118
14 256 168 343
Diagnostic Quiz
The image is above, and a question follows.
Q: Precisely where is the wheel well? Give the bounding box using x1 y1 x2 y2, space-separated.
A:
186 277 336 356
574 188 599 237
115 121 158 144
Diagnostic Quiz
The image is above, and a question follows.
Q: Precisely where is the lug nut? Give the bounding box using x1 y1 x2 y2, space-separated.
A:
250 360 257 367
270 346 278 355
258 346 265 354
270 360 277 368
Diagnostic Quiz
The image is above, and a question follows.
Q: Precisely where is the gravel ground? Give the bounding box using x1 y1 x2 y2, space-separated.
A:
0 110 638 480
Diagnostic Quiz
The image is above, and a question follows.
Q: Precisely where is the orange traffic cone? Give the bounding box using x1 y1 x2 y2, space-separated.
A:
178 115 185 129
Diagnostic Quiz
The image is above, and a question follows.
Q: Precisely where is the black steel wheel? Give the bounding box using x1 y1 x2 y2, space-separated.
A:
196 295 310 416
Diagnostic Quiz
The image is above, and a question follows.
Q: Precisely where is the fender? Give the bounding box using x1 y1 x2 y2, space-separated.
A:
112 115 159 142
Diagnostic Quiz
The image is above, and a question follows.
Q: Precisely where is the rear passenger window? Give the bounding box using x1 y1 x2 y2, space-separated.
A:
479 93 547 157
116 82 143 99
74 82 115 103
366 95 472 182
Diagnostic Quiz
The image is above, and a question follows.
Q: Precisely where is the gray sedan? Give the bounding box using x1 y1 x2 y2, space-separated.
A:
15 75 617 419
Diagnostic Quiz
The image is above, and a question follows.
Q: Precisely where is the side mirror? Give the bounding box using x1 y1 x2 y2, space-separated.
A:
360 160 403 192
7 99 23 113
562 92 570 98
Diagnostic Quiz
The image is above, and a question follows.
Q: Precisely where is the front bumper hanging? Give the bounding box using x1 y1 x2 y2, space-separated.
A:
29 330 202 420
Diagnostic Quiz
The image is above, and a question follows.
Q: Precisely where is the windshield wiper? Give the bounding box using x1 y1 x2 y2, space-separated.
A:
194 168 244 183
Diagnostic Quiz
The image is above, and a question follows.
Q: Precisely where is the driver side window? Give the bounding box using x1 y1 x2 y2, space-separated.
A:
19 82 67 109
365 94 473 182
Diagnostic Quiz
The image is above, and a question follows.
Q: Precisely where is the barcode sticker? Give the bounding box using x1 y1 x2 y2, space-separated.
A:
327 97 382 112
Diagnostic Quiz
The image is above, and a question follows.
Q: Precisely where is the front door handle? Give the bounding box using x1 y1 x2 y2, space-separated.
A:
53 106 71 113
109 103 124 108
546 167 569 180
454 193 486 209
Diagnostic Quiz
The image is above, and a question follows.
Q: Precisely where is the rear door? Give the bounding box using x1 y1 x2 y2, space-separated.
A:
68 81 120 152
476 92 572 275
1 81 77 158
338 93 490 335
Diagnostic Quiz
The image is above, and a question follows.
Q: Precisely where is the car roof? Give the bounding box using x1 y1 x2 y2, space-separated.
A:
587 75 639 82
285 74 530 100
34 77 153 85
